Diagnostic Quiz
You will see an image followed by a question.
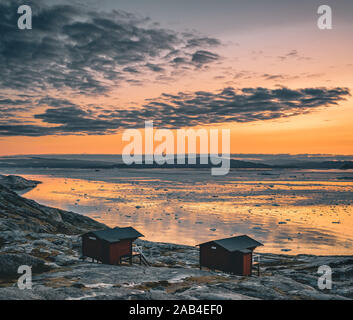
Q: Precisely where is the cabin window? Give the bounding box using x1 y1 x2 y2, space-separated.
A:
89 237 96 241
211 246 217 250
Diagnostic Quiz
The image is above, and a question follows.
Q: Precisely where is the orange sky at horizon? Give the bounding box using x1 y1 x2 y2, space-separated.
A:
1 106 353 156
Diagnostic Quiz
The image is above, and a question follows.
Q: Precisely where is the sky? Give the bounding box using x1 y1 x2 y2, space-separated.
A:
0 0 352 155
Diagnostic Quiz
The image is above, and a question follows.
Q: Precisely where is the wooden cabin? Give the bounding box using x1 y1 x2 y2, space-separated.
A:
82 227 144 265
198 235 263 276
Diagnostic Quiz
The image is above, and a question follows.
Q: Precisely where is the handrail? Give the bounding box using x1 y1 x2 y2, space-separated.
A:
133 244 143 255
252 254 260 264
132 244 151 266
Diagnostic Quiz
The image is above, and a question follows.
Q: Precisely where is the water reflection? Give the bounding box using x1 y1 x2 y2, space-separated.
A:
13 171 353 255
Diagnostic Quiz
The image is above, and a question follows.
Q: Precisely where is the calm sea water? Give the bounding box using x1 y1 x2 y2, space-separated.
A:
2 167 353 255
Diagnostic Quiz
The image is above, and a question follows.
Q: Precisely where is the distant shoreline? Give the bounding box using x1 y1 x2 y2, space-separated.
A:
1 155 353 171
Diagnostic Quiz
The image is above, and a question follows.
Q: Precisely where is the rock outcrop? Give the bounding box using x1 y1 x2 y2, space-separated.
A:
0 175 352 300
0 181 105 236
0 175 41 191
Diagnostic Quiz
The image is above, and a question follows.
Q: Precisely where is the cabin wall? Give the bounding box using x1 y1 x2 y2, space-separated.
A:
242 252 252 276
200 243 255 275
229 252 244 275
82 235 110 263
230 251 253 275
200 243 233 272
109 239 132 264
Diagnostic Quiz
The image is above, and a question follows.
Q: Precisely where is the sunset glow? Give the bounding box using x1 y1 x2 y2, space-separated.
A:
1 0 352 156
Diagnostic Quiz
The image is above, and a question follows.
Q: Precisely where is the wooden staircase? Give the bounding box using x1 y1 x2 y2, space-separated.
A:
133 245 151 266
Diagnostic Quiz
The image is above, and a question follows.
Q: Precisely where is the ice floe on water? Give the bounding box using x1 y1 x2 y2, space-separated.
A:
2 167 353 255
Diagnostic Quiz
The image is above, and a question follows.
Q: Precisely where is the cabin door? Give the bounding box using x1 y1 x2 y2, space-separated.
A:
242 253 252 276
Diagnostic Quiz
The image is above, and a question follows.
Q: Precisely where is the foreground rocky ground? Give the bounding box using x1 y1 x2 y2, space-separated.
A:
0 174 352 300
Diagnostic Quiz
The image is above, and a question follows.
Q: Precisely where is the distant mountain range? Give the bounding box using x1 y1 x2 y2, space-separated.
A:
0 156 353 170
274 161 353 170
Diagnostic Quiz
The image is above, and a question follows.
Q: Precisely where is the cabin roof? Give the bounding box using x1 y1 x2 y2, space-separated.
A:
85 227 144 243
199 235 263 253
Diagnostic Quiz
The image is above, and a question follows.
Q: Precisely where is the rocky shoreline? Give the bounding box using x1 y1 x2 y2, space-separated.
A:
0 174 352 300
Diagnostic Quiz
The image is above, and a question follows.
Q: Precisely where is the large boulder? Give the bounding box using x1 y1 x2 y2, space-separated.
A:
0 253 49 277
0 183 105 234
0 175 41 191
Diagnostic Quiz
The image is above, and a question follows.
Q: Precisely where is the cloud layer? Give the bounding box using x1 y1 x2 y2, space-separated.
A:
0 0 220 94
0 87 349 136
0 1 350 137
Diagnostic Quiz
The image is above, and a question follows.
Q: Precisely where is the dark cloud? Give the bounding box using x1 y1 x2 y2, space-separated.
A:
0 1 350 138
0 0 220 95
191 50 220 65
145 63 165 72
36 96 77 107
262 74 287 81
0 86 349 136
185 36 221 48
0 96 34 120
277 49 311 62
0 98 31 106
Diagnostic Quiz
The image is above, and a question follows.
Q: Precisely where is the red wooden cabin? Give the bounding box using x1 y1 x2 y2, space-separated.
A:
82 227 144 265
198 235 263 276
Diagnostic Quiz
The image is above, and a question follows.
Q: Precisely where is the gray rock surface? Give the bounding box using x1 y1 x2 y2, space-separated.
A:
0 253 49 277
1 233 352 300
0 175 352 300
0 181 105 235
0 175 41 191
